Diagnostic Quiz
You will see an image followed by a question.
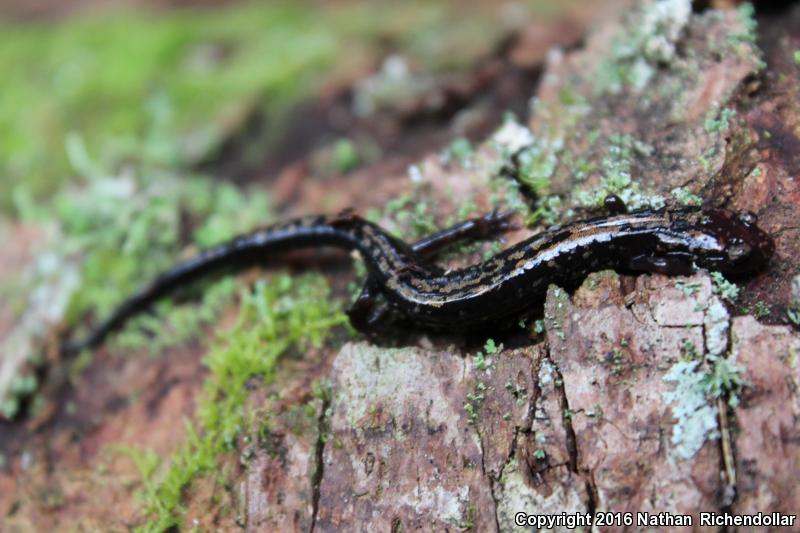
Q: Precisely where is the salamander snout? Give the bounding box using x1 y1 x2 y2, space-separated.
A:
696 210 774 275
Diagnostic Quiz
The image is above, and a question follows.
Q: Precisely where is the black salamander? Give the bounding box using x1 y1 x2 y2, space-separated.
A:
64 205 774 352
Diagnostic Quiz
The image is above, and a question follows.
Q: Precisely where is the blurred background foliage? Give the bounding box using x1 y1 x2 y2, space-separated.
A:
0 0 557 213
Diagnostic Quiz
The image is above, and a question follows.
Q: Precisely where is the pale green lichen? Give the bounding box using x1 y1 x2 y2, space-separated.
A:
594 0 692 94
0 247 80 417
789 274 800 325
663 352 745 459
18 123 272 355
710 272 740 303
671 187 703 206
490 114 534 155
728 3 759 46
440 137 475 169
537 358 556 387
490 99 589 228
662 360 720 459
704 298 730 357
727 3 766 70
704 107 737 133
675 280 701 297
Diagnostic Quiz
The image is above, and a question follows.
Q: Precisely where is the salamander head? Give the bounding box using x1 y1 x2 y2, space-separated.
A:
687 209 774 275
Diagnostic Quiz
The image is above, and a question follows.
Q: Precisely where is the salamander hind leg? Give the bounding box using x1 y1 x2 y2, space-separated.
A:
346 280 394 336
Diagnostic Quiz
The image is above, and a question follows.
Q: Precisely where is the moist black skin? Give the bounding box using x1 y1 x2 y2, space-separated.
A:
63 206 774 352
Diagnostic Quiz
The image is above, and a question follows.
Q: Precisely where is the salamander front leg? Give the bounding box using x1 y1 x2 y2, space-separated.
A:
410 210 518 257
603 193 628 215
627 253 694 276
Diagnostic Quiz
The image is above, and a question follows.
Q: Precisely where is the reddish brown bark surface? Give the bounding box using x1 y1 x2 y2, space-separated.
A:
2 1 799 531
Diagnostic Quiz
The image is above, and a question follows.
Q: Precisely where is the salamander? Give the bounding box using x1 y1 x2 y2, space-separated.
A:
64 204 774 352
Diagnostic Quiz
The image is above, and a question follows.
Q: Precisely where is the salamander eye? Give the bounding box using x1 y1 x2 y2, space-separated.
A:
738 212 758 225
727 242 752 262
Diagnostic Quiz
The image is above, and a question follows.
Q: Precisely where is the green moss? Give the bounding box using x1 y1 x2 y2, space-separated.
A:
749 300 771 319
333 138 361 174
702 355 745 408
794 50 800 64
126 273 348 531
464 342 498 426
515 139 561 195
473 352 489 372
488 171 530 223
463 402 478 426
680 339 701 360
8 374 38 396
526 196 563 226
114 278 240 354
392 197 438 240
483 338 500 355
493 100 588 228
